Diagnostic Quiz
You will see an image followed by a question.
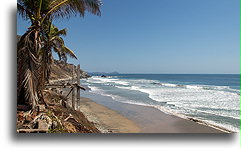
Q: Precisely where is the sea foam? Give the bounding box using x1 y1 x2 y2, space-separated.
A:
83 76 240 132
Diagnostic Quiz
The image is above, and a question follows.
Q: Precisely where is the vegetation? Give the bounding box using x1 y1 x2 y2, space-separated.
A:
17 0 102 110
42 23 78 83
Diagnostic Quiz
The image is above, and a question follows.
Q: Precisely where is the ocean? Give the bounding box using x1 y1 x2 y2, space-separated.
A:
81 74 240 132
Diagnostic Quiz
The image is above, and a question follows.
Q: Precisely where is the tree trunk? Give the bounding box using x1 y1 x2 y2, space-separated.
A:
72 65 75 109
76 65 81 108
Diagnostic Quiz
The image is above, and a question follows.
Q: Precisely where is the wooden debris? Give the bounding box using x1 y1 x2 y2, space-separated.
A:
64 114 73 121
17 129 48 133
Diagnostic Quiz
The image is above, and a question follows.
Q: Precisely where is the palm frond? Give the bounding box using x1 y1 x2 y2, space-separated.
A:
44 0 102 21
17 3 31 20
54 28 67 37
62 46 78 59
17 28 43 109
23 69 38 108
51 36 65 46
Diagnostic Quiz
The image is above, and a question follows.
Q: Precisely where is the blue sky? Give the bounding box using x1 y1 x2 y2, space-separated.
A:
17 0 240 74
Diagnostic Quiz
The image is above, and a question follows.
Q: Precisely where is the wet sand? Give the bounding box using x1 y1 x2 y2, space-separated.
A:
80 91 227 133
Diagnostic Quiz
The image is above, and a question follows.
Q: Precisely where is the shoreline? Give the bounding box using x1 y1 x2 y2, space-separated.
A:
48 78 232 133
80 91 230 133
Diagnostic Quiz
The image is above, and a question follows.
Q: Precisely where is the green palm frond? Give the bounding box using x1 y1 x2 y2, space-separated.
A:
50 24 67 37
46 24 77 61
18 0 102 23
47 0 102 20
62 46 77 59
54 28 67 37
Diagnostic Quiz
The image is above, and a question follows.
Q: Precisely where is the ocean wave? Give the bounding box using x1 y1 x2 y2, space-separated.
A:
88 85 238 132
85 76 240 133
172 103 240 121
115 84 239 119
88 76 239 94
87 76 129 86
151 82 238 93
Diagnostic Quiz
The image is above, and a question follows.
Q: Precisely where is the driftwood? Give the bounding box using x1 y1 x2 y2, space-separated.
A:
46 64 85 111
46 83 86 93
66 83 86 97
63 113 94 133
17 129 48 133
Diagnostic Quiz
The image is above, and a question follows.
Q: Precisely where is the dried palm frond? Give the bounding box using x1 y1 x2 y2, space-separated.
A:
17 28 44 109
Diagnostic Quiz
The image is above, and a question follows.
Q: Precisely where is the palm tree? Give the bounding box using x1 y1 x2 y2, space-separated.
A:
17 0 102 110
42 23 77 83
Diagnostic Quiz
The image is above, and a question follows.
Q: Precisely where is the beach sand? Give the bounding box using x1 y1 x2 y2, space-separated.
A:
80 91 226 133
79 97 140 133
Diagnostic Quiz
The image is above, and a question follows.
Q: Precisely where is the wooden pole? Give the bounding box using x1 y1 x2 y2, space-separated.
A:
76 64 81 108
72 65 75 110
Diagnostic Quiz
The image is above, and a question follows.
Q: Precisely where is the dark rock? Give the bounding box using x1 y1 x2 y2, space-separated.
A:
101 75 107 78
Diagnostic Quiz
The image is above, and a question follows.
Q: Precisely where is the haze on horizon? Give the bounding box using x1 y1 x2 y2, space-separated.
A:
17 0 240 74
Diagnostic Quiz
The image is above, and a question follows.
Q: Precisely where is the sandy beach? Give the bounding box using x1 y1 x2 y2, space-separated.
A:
79 91 227 133
79 97 140 133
